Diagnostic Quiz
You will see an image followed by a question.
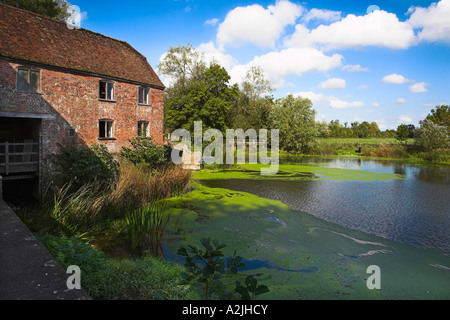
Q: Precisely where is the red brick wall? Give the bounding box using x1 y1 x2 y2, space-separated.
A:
0 59 164 155
0 59 164 193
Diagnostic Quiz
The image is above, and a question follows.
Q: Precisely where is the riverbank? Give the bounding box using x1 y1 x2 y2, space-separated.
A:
309 138 450 165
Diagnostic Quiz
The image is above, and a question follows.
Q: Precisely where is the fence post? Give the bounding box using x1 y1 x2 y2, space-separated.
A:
4 142 9 175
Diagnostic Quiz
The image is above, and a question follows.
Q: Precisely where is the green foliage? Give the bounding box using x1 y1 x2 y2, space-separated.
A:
232 66 274 131
164 63 238 135
124 202 170 258
3 0 71 20
396 124 410 144
177 238 246 300
53 139 118 193
425 105 449 133
235 275 270 300
120 137 167 170
269 94 318 153
414 119 450 151
37 234 199 300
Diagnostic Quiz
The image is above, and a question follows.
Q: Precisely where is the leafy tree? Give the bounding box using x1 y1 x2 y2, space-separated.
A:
425 105 449 133
164 62 238 134
396 124 409 144
269 94 318 153
233 66 274 130
157 43 206 90
414 119 450 151
406 124 416 138
2 0 71 20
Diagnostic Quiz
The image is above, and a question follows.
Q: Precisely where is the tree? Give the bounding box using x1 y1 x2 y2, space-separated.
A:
2 0 71 20
164 62 238 134
425 105 449 134
269 94 318 153
414 119 450 151
157 44 206 90
396 124 409 144
233 66 274 130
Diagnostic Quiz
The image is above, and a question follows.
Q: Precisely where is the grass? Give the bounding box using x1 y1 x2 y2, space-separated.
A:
15 160 196 300
37 234 200 300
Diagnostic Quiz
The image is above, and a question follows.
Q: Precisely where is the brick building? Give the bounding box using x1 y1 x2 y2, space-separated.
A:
0 4 165 201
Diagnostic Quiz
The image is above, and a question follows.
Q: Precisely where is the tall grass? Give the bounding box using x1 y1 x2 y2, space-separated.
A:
124 202 171 257
45 161 192 255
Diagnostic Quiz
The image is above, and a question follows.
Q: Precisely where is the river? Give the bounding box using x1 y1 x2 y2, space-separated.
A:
200 158 450 253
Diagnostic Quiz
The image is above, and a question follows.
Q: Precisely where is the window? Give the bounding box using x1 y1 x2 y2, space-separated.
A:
138 86 150 105
99 119 114 139
137 121 149 137
17 68 41 93
99 81 114 101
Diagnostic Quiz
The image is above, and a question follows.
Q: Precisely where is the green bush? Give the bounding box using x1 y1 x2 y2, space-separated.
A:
52 139 118 192
414 119 450 151
120 137 167 170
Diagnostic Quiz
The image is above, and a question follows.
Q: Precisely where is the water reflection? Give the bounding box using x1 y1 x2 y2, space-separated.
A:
201 158 450 253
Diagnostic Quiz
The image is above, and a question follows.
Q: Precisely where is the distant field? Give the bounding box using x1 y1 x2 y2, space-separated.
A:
318 137 414 145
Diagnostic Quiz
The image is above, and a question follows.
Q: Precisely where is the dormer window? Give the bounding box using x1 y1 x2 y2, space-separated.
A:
17 68 41 93
138 86 150 105
99 80 114 101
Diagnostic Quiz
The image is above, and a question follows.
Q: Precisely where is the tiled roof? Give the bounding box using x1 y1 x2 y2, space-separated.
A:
0 3 164 89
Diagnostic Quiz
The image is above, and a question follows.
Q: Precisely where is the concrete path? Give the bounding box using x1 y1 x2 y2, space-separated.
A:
0 200 90 300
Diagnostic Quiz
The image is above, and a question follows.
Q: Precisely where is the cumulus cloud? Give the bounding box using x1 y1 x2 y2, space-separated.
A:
303 8 342 24
342 64 370 72
217 0 304 48
409 82 429 93
294 91 364 109
407 0 450 43
318 78 346 89
398 115 413 123
197 41 237 70
382 73 412 84
305 10 417 50
229 47 343 87
204 18 219 26
357 85 369 90
395 98 407 104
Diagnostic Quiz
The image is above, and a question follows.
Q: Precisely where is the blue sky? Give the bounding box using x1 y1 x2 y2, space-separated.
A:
70 0 450 130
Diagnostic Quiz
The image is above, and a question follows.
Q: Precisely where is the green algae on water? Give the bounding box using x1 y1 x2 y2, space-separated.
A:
164 183 449 300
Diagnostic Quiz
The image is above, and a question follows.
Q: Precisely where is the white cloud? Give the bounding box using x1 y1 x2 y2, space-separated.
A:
318 78 346 89
372 102 380 107
358 85 369 90
395 98 407 104
229 47 343 87
407 0 450 43
330 100 365 109
197 41 237 70
217 1 304 48
342 64 370 72
398 115 413 123
204 18 219 26
294 91 364 109
409 82 429 93
305 10 417 49
303 8 342 24
382 73 412 84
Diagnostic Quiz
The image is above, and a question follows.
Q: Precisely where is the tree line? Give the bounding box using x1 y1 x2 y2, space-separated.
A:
159 45 449 153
